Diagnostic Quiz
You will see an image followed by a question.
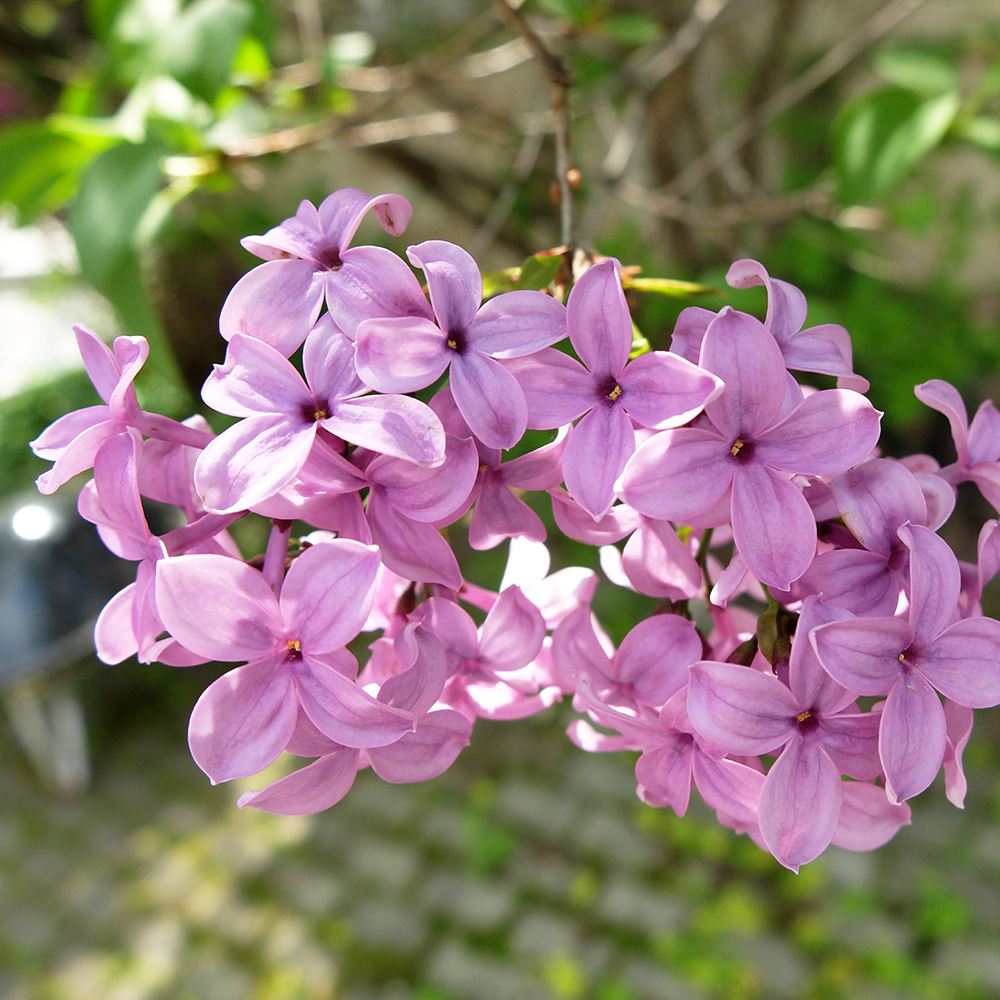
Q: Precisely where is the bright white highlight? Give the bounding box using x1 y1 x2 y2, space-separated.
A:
11 505 55 541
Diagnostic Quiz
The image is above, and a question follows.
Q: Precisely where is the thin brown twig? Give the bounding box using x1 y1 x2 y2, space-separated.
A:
617 178 833 227
664 0 929 198
602 0 735 183
493 0 574 249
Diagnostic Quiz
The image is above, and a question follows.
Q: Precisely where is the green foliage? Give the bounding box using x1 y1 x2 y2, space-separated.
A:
163 0 254 104
0 123 111 224
833 87 959 204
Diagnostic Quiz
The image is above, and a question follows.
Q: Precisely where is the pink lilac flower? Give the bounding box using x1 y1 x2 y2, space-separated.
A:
355 240 567 450
504 258 723 517
79 430 239 665
811 523 1000 804
686 597 881 871
620 306 881 589
915 379 1000 512
798 458 928 616
238 624 472 814
194 320 446 514
31 325 211 494
155 540 415 783
220 188 430 357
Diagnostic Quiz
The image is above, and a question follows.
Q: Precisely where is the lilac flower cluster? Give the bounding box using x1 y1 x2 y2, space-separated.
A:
31 188 1000 872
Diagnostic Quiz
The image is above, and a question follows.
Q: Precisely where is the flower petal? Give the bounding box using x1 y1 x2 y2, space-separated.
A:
450 351 527 451
188 659 298 783
566 258 631 377
220 259 324 357
238 747 360 815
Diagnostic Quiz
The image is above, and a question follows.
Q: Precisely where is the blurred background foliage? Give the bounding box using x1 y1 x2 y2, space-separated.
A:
2 1 1000 998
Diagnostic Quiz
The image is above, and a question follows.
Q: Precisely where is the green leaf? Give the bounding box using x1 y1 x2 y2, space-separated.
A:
874 45 959 97
86 0 132 40
511 251 563 291
955 116 1000 152
621 275 720 298
604 12 662 48
69 140 166 288
481 267 520 299
833 87 959 205
230 34 271 86
69 142 190 410
162 0 254 103
629 320 651 359
0 123 105 224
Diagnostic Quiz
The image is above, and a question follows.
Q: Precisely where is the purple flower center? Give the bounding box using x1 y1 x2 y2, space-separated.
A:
597 375 624 406
730 438 755 464
446 329 468 354
795 708 819 735
314 244 343 271
302 399 330 423
285 639 303 661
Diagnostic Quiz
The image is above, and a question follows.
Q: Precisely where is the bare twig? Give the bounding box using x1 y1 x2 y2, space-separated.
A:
470 121 546 259
494 0 574 248
221 111 460 158
602 0 735 183
617 179 833 227
664 0 929 197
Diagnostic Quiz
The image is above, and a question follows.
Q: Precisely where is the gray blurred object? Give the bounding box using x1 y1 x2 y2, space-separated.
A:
0 490 135 794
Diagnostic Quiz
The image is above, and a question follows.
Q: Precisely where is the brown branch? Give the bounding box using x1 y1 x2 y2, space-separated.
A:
664 0 929 198
493 0 574 248
617 179 833 228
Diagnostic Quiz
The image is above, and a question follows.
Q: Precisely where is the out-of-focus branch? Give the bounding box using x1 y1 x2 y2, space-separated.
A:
664 0 929 197
618 179 833 227
494 0 574 248
602 0 735 183
221 111 460 158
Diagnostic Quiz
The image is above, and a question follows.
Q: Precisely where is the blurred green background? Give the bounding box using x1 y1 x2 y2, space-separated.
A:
1 0 999 997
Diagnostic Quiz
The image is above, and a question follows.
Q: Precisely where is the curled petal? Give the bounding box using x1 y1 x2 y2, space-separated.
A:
368 710 472 783
914 380 970 468
202 334 310 417
636 739 695 815
239 748 360 815
831 782 911 851
899 523 961 645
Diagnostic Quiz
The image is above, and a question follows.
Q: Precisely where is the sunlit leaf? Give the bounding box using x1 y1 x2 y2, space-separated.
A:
0 123 106 224
604 12 662 48
511 251 563 291
629 320 651 359
163 0 254 103
955 116 1000 153
621 276 719 298
833 87 959 205
69 140 166 287
230 34 271 87
874 45 958 98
